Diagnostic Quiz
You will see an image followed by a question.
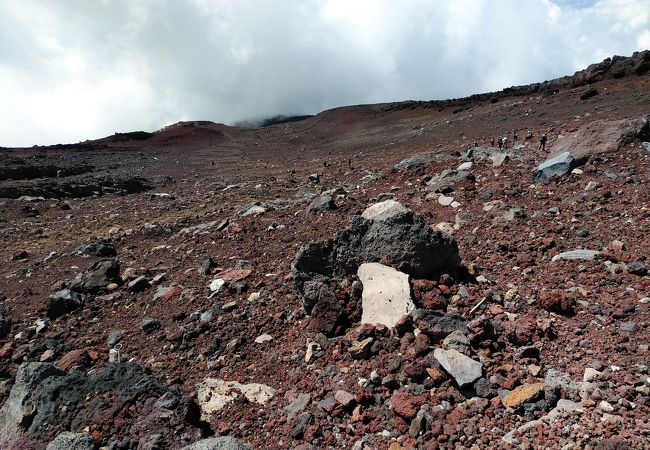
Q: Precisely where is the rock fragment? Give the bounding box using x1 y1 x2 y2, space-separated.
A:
532 152 574 183
433 348 482 386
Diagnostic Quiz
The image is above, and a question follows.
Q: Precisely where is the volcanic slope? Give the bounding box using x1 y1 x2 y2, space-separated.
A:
0 51 649 449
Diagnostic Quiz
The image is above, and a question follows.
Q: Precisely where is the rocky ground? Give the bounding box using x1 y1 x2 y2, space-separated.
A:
0 52 649 450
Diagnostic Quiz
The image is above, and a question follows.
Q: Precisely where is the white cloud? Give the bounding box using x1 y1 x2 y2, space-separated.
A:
0 0 648 147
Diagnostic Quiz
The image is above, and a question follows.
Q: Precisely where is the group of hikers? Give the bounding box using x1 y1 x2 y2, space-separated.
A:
487 129 547 151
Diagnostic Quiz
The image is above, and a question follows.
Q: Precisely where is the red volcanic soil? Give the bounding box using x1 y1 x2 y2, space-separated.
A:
0 52 649 449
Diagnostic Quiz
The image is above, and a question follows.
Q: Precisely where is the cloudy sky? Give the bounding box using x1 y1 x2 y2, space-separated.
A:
1 0 649 147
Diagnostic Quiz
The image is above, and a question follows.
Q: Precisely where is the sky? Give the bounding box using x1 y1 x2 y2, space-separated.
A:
1 0 649 147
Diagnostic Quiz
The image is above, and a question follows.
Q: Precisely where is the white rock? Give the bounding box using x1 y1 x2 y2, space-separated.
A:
583 368 602 382
361 200 408 221
254 334 273 344
457 162 473 171
599 401 614 413
450 201 461 209
552 249 599 262
209 278 225 292
438 195 454 206
358 263 414 328
196 378 275 420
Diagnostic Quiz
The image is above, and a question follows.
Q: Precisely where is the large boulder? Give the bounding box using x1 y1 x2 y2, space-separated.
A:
550 115 650 162
358 263 414 328
0 363 64 449
292 202 461 289
0 362 203 449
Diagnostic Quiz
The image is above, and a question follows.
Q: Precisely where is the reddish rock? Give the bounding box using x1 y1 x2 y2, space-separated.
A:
390 391 426 419
504 313 539 345
538 291 575 315
56 349 90 370
394 315 413 336
0 342 13 360
215 268 252 282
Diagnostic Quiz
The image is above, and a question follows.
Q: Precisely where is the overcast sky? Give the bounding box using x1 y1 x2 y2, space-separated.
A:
1 0 649 147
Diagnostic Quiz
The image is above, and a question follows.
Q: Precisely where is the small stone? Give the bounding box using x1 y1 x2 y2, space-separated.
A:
620 322 639 332
433 348 482 387
209 279 225 293
349 337 374 360
140 317 161 333
221 301 237 312
408 415 426 438
334 389 355 407
438 195 454 206
583 368 602 382
128 276 150 292
599 400 614 413
254 334 273 344
529 365 542 376
502 383 546 409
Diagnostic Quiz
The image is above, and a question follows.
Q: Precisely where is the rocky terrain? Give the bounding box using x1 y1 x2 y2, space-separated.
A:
0 51 649 449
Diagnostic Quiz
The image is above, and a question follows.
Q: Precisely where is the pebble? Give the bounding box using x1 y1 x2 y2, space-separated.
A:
254 334 273 344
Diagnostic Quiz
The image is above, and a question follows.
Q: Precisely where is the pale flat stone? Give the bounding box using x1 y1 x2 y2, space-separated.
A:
196 378 275 420
457 162 473 171
552 249 599 262
361 200 408 221
358 263 413 328
433 348 482 386
438 195 454 206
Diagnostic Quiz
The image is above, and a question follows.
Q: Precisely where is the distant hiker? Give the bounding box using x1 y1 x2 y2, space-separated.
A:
491 137 495 147
513 130 518 141
501 136 508 149
526 130 533 140
539 133 547 151
498 138 503 149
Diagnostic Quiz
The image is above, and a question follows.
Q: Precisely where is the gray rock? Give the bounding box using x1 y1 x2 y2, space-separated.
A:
128 275 150 292
284 393 311 421
434 348 482 387
141 317 161 333
198 255 215 275
292 203 461 287
620 322 639 332
627 260 648 276
69 259 121 294
394 153 442 171
408 414 426 438
642 142 650 152
306 193 335 214
180 437 253 450
76 240 116 257
410 309 468 340
426 169 475 193
107 330 123 347
47 289 84 319
532 152 574 183
551 249 599 261
46 432 94 450
442 331 471 356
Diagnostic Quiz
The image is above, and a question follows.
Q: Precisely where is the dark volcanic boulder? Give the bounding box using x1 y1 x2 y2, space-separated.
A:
47 289 84 319
76 240 117 257
0 362 203 449
70 260 121 294
292 206 461 289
